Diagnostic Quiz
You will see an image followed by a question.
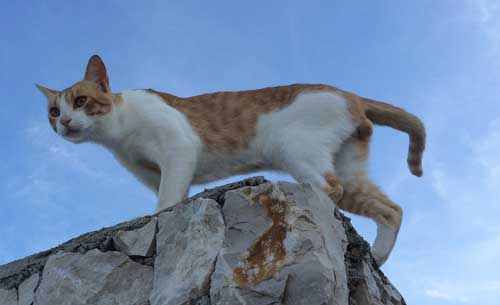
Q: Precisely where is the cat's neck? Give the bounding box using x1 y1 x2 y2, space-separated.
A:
90 92 129 147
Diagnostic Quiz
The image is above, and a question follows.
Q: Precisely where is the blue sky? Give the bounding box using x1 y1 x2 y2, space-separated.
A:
1 1 499 304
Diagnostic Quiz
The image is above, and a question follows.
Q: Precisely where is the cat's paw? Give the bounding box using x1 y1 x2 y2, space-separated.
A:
323 172 344 203
327 184 344 203
372 250 388 267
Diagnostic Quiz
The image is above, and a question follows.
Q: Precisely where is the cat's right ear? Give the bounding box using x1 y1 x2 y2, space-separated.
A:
84 55 110 93
35 84 58 100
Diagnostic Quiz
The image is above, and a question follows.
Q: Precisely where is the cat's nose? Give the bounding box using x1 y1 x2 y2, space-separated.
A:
60 116 72 127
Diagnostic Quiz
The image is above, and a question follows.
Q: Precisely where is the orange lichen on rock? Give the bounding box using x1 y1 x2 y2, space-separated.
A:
233 186 289 287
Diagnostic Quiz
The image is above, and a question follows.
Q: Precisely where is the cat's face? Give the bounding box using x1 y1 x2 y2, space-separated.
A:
36 55 115 143
37 81 115 143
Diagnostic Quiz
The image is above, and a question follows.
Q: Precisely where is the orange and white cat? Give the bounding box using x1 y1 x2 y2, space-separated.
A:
36 55 425 266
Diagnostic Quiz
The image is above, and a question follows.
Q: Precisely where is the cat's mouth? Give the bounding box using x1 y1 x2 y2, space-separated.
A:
62 127 86 140
65 127 81 136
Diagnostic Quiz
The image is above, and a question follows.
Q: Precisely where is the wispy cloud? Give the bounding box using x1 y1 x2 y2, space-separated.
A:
425 276 500 304
24 122 107 180
425 286 471 303
474 0 500 57
418 114 500 304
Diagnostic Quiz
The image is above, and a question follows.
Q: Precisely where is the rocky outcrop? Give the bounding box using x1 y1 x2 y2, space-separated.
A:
0 177 406 305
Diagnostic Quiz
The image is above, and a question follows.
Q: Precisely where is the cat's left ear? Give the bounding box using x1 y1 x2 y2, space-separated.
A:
84 54 110 93
35 84 58 100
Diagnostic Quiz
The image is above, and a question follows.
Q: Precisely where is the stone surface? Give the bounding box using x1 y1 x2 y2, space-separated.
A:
348 261 405 305
210 182 349 305
18 273 39 305
0 177 407 305
114 217 157 257
0 215 154 290
0 177 266 290
34 249 153 305
0 288 17 305
150 198 225 305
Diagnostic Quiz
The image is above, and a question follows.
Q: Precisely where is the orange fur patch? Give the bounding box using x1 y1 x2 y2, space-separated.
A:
323 172 344 202
147 84 368 152
60 81 121 116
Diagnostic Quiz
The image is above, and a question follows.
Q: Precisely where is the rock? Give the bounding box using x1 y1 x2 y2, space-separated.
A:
349 261 405 305
34 249 153 305
0 177 264 291
114 217 157 257
0 215 155 291
0 288 17 305
18 273 39 305
210 182 349 305
150 198 225 305
339 209 407 305
0 177 407 305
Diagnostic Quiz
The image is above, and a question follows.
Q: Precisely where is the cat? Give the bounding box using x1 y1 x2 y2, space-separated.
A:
36 55 425 266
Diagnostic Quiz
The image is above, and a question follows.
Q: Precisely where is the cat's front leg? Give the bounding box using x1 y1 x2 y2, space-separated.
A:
156 147 198 212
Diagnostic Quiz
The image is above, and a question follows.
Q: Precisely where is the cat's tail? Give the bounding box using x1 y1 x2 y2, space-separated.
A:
361 98 426 177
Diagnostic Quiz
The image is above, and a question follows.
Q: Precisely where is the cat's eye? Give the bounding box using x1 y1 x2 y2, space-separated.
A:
49 107 60 117
74 96 87 108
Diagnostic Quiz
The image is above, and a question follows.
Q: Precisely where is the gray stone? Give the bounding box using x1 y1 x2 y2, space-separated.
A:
280 182 349 304
0 177 267 290
349 261 404 305
340 209 406 305
18 273 39 305
114 217 157 257
0 288 17 305
34 249 153 305
210 182 349 305
150 198 225 305
0 177 407 305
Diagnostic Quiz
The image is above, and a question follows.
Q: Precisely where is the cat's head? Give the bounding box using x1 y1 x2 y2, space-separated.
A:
36 55 118 143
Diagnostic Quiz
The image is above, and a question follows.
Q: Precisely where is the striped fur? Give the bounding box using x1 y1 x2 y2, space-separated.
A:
35 55 426 266
362 98 426 176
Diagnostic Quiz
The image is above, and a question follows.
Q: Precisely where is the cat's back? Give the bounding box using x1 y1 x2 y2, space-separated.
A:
145 84 343 151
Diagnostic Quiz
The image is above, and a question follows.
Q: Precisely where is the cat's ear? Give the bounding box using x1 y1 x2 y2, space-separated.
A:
35 84 58 100
84 54 110 93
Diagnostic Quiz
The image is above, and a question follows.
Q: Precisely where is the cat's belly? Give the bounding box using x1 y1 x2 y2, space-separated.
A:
192 148 267 184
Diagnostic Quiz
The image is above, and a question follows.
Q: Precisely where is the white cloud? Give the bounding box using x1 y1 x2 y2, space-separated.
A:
23 120 119 183
417 115 500 305
469 120 500 186
467 0 500 59
386 4 500 302
425 287 470 303
425 275 500 304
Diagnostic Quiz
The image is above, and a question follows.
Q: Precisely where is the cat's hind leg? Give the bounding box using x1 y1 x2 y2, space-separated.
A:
273 130 347 204
334 136 403 266
258 91 360 202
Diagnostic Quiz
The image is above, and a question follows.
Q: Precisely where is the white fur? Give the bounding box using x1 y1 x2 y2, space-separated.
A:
193 150 265 184
54 89 356 212
256 91 356 191
335 137 400 267
371 222 398 266
95 90 202 211
194 91 356 190
334 137 365 183
56 95 92 143
50 87 401 264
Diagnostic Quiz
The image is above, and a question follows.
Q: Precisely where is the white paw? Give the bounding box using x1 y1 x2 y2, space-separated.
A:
371 222 399 267
372 250 388 267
